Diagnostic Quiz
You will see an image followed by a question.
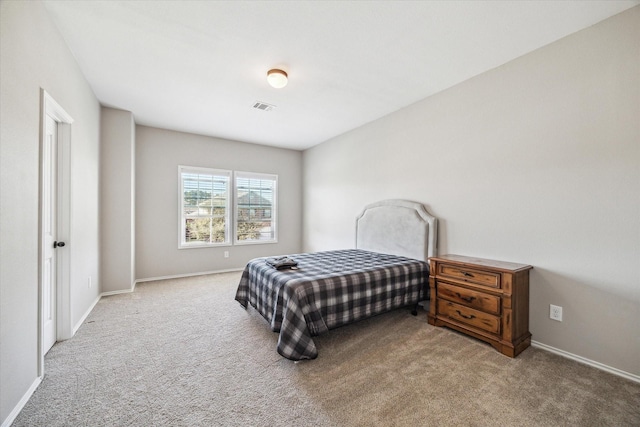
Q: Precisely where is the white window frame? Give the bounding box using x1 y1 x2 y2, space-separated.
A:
178 166 232 249
234 171 278 245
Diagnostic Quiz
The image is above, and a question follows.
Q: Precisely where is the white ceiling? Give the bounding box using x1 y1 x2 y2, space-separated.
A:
43 0 638 151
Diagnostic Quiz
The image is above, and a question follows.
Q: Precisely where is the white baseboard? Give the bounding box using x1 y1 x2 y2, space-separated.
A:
134 268 243 285
101 268 242 296
101 281 136 297
101 269 243 295
72 294 102 335
531 340 640 384
1 376 42 427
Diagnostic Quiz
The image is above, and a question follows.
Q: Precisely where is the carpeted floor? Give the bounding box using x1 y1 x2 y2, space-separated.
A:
14 272 640 426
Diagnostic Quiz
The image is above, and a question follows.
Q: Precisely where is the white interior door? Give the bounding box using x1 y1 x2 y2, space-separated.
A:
42 114 58 354
39 90 73 376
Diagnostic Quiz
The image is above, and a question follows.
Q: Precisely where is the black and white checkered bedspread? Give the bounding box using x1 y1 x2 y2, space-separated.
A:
234 249 429 360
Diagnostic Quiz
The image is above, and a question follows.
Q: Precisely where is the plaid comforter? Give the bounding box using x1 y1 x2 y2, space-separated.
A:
234 249 429 360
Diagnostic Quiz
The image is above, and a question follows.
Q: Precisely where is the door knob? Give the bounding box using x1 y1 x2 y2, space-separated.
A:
53 241 66 248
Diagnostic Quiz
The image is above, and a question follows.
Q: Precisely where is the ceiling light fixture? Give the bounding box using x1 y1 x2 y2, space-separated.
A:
267 68 288 88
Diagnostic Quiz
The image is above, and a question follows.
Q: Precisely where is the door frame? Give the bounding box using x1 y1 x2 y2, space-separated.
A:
38 89 73 377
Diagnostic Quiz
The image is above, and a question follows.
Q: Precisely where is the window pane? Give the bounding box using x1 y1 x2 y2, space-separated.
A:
235 172 277 243
184 218 227 244
180 166 230 247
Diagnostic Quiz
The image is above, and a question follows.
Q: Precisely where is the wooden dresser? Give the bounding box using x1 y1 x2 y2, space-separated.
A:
428 255 533 357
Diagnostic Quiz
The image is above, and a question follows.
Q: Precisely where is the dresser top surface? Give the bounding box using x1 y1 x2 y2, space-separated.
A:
430 254 533 273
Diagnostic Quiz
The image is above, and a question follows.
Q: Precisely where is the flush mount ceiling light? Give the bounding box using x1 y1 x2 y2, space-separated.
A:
267 68 288 88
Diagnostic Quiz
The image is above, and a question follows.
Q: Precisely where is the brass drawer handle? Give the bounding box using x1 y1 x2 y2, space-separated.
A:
460 270 474 278
456 310 475 320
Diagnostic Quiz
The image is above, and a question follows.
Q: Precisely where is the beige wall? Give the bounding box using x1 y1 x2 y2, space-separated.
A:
0 1 101 424
135 126 303 279
303 7 640 375
100 107 136 293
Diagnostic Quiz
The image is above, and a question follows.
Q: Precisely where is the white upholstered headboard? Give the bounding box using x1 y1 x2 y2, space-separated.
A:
355 199 437 261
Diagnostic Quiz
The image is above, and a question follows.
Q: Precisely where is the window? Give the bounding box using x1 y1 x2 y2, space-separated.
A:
178 167 278 248
179 166 231 248
234 171 277 244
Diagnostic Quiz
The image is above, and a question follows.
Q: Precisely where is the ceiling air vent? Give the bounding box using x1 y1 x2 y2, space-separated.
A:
253 101 275 112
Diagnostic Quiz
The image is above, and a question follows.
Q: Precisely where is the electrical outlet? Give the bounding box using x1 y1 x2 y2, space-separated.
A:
224 251 229 258
88 276 92 289
550 304 563 321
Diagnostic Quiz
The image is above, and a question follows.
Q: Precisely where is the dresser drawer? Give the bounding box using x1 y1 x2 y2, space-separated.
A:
438 282 501 315
437 263 501 288
437 300 501 335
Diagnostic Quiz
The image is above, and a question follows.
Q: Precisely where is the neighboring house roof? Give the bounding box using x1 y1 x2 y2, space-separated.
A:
237 191 272 207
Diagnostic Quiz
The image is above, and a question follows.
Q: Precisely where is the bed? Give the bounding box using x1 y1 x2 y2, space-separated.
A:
234 199 438 360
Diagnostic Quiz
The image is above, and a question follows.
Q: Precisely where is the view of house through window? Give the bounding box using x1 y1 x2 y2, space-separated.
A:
179 166 277 248
235 172 277 244
179 166 231 247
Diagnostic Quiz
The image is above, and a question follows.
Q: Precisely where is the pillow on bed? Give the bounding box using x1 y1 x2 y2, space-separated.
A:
266 256 299 270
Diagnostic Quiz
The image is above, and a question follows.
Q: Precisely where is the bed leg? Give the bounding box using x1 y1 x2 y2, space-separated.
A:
411 280 427 315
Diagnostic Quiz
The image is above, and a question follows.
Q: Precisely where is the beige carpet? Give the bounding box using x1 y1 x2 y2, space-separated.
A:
14 272 640 426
